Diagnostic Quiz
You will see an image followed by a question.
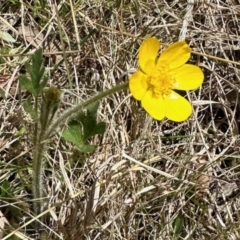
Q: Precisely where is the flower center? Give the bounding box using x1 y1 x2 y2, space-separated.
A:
148 63 175 97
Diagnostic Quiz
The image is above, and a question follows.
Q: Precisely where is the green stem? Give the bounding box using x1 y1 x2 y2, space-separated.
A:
32 87 62 230
32 130 45 217
33 99 51 217
32 94 43 217
33 95 38 146
44 82 128 140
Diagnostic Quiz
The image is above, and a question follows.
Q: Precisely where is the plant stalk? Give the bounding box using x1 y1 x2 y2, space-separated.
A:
32 82 128 219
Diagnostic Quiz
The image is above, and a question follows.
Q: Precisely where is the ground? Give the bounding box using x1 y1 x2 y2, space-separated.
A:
0 0 240 239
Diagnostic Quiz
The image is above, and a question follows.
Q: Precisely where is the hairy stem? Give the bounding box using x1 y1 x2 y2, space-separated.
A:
32 131 45 217
33 87 61 219
33 96 38 146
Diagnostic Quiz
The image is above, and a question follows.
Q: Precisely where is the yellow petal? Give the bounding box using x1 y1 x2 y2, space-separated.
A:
141 91 165 120
164 91 192 122
158 41 190 69
139 37 160 74
129 71 149 100
172 64 204 90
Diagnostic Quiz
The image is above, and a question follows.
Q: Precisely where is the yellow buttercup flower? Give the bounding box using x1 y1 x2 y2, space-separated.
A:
129 37 204 122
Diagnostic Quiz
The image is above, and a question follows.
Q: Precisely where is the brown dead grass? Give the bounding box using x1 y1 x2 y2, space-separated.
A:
1 0 240 239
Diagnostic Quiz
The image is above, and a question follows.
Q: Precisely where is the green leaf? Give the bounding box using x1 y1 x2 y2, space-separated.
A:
94 122 106 135
0 31 16 43
0 180 11 197
25 62 36 85
62 120 83 146
23 97 38 121
62 120 97 153
16 127 27 137
32 49 45 90
77 102 106 141
19 75 36 95
20 48 47 96
173 214 184 236
62 102 106 153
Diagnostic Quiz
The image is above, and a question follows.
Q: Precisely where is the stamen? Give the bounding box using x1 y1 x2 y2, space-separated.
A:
149 63 175 97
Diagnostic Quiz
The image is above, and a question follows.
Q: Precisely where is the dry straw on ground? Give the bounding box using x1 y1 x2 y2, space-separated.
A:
1 0 240 239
